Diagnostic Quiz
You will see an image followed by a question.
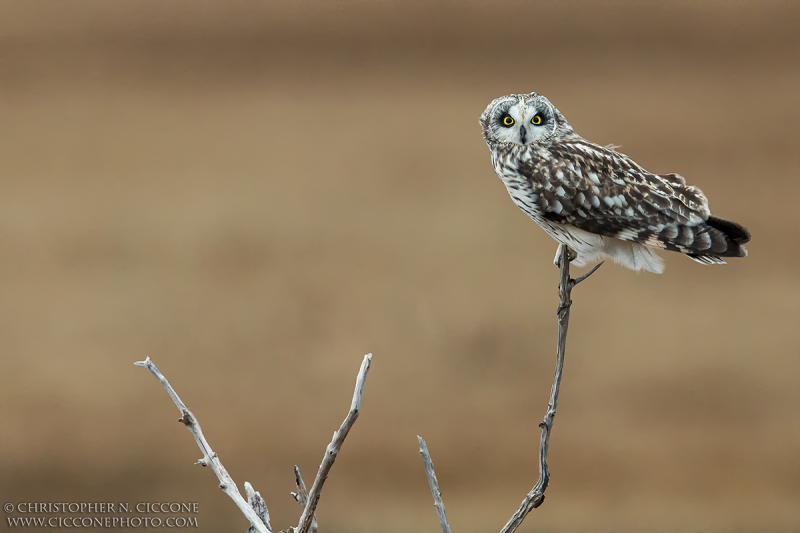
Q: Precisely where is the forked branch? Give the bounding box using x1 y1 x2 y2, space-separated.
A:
136 353 372 533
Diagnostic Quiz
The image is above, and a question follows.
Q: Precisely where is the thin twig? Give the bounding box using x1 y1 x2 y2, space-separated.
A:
573 260 604 286
498 245 602 533
290 466 318 533
295 353 372 533
134 357 271 533
417 436 452 533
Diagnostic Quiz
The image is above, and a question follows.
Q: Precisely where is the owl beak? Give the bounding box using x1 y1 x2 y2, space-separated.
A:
519 125 527 144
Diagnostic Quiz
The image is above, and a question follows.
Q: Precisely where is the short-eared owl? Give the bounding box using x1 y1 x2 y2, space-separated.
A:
480 93 750 273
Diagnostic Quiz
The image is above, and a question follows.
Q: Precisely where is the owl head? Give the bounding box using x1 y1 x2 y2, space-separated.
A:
480 93 574 146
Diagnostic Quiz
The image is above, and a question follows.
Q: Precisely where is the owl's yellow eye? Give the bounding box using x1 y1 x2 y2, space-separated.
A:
531 114 543 125
502 115 515 127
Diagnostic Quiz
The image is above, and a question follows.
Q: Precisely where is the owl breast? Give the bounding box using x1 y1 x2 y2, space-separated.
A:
491 147 544 222
490 144 608 264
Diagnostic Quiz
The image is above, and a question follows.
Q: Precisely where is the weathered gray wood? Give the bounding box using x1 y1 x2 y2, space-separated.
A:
418 436 452 533
290 466 318 533
136 353 372 533
296 354 372 533
135 357 272 533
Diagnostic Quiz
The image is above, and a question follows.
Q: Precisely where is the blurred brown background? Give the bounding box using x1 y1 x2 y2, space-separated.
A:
2 1 799 531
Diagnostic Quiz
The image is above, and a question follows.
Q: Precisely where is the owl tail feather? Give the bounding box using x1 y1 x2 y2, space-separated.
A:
704 215 751 258
686 254 727 265
707 216 751 243
678 216 750 265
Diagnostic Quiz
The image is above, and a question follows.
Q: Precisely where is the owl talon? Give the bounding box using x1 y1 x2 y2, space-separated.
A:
553 246 577 268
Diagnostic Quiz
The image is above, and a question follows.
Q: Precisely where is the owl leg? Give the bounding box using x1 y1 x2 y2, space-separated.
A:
553 245 577 268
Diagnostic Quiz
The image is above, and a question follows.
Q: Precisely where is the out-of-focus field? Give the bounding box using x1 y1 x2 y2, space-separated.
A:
2 2 799 531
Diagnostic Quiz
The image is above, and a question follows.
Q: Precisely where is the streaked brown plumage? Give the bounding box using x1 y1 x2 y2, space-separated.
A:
480 93 751 273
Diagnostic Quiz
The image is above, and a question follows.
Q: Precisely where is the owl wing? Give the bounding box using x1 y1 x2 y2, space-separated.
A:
518 140 749 258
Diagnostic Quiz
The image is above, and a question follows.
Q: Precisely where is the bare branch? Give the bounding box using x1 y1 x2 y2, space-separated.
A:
246 482 271 533
498 244 601 533
135 357 271 533
295 353 372 533
572 260 604 286
417 247 601 533
417 436 452 533
290 466 317 533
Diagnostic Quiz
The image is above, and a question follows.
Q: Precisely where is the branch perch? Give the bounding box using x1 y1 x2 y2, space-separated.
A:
419 244 602 533
499 245 602 532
